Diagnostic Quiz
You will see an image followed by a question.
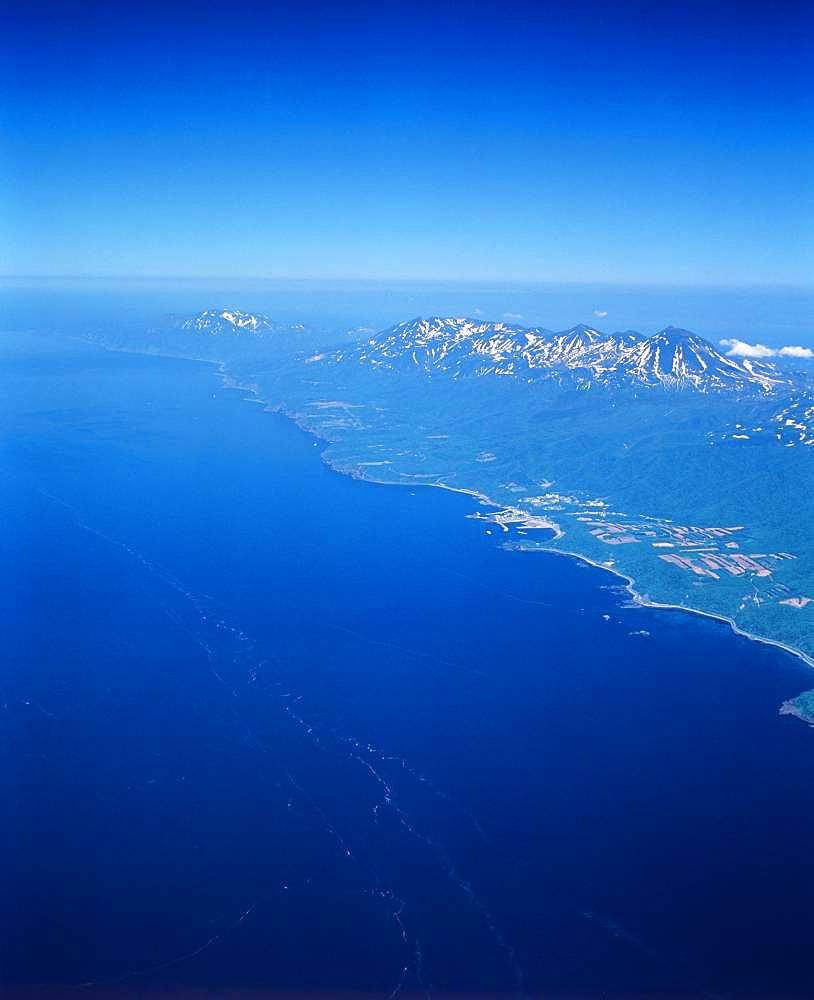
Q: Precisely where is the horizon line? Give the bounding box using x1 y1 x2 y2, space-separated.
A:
2 274 813 292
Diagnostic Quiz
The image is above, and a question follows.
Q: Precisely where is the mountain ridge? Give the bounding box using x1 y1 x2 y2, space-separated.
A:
349 315 791 394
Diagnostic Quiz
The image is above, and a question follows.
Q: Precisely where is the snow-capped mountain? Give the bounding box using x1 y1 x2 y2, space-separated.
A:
349 317 790 394
175 309 307 337
356 316 552 376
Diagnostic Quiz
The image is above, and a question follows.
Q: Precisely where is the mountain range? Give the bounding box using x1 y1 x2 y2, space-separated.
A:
350 317 790 394
175 310 810 396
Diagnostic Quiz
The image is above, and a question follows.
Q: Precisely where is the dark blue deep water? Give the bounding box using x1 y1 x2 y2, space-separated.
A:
3 332 814 998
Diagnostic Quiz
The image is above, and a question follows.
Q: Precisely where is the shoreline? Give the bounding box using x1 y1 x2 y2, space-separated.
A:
531 545 814 672
88 338 814 689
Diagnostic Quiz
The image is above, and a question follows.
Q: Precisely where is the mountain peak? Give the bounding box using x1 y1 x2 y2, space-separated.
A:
177 308 274 335
654 325 700 342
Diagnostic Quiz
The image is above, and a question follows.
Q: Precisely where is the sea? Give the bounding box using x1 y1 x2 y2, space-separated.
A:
2 287 814 998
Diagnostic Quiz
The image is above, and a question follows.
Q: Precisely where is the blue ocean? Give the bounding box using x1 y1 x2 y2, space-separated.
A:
3 325 814 998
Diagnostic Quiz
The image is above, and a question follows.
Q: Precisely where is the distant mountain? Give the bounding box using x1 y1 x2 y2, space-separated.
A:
174 308 308 337
346 316 791 394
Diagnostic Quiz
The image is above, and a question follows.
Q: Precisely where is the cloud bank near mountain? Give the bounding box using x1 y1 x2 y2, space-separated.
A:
720 339 813 360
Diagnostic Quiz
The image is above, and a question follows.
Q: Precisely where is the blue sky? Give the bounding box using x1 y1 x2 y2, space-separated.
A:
2 1 812 284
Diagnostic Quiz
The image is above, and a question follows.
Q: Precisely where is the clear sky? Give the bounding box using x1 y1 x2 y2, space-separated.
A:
2 0 812 285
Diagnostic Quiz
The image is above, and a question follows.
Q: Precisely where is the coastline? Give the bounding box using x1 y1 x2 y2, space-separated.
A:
779 694 814 726
531 545 814 672
269 383 814 683
88 337 814 708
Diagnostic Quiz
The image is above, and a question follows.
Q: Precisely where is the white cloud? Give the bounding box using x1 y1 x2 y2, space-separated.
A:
779 345 814 359
720 338 777 358
720 338 814 360
593 309 608 318
503 312 524 321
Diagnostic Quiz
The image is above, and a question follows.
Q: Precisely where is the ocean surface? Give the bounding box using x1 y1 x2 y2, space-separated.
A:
3 330 814 998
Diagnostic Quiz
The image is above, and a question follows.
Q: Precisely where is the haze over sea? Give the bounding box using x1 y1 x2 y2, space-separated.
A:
3 278 813 350
3 290 814 997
